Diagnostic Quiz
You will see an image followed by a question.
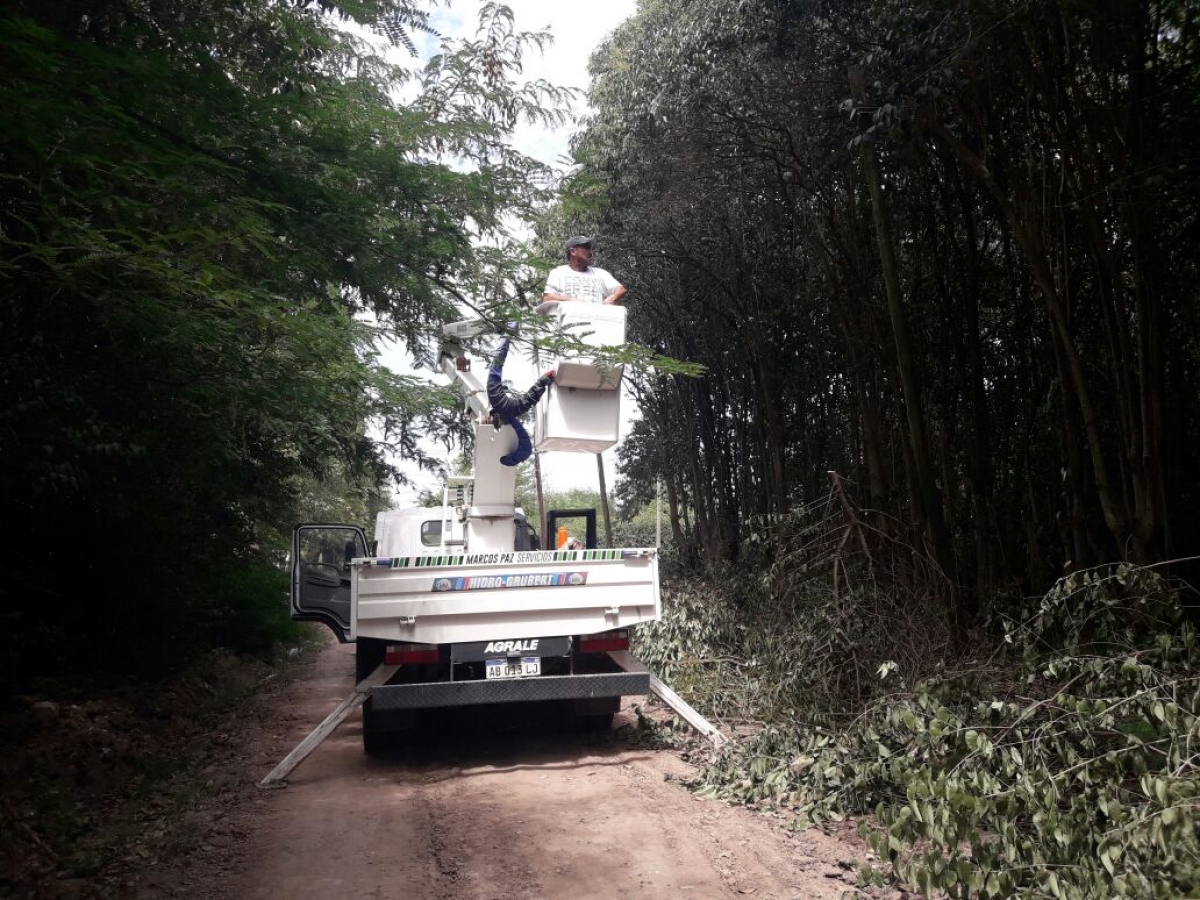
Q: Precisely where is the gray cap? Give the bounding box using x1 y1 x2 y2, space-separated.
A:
564 235 595 253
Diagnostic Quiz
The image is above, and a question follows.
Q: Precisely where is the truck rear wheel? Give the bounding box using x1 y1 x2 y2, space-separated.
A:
358 638 390 754
362 700 386 755
576 713 615 732
355 637 387 684
362 701 417 754
356 639 417 754
358 638 385 754
361 700 403 754
571 695 619 733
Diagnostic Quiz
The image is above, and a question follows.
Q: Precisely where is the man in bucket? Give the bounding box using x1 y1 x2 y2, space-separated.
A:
543 236 627 306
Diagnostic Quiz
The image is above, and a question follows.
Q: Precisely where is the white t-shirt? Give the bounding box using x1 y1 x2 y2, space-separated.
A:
544 264 621 304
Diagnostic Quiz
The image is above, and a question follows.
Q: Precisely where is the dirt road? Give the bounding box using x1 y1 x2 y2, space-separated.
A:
135 638 885 900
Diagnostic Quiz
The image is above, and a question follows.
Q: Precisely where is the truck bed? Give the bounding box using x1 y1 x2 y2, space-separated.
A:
351 548 661 644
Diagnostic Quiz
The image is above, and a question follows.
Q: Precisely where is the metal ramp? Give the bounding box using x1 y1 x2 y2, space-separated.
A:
258 663 398 787
258 654 724 787
608 651 727 746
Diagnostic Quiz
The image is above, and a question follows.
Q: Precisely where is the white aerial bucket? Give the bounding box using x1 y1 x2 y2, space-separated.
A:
534 302 625 453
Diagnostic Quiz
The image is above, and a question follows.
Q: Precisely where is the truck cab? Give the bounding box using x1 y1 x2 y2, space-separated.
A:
373 507 540 558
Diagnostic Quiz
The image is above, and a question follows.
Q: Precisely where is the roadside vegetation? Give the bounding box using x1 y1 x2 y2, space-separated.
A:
564 1 1200 894
0 639 325 896
638 549 1198 899
630 485 1200 897
1 2 561 891
1 0 564 690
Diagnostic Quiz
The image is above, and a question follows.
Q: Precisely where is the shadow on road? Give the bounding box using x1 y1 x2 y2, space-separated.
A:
355 701 663 772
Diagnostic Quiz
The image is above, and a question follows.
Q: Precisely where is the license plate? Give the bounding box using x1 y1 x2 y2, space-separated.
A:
485 657 540 679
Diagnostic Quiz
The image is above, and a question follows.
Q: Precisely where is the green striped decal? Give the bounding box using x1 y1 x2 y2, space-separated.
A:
414 555 464 567
377 549 638 568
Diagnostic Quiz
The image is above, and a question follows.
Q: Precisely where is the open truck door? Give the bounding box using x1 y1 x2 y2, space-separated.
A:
290 523 368 643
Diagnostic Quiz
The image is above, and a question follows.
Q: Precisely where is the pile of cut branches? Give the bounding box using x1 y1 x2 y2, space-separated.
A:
693 564 1199 898
634 479 952 725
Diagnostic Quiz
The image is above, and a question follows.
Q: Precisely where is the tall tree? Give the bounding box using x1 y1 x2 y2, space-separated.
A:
0 0 567 678
562 0 1200 619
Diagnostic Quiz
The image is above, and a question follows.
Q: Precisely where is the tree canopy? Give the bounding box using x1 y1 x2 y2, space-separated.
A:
0 0 565 678
566 0 1200 623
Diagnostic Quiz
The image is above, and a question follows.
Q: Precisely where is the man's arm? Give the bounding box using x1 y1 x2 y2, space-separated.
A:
542 290 579 303
603 283 627 305
599 268 626 305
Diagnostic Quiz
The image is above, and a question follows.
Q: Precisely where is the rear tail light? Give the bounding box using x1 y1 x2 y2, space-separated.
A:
578 629 629 653
385 642 440 665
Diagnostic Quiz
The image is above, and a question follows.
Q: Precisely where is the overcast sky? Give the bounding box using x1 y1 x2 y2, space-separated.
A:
380 0 638 504
425 0 636 167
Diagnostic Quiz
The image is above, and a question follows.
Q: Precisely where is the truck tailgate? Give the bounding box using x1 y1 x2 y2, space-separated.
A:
351 548 661 644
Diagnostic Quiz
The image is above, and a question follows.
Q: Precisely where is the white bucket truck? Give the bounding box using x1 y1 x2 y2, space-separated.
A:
289 303 661 752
